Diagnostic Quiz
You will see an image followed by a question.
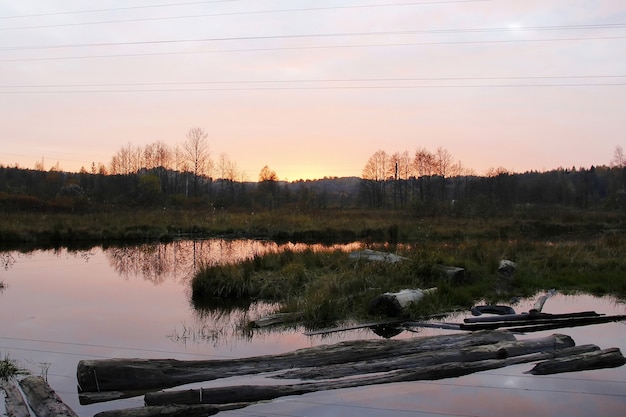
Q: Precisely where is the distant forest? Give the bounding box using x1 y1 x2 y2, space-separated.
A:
1 128 625 215
1 163 624 215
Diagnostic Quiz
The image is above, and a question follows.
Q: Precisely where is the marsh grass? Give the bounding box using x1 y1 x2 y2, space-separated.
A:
192 234 626 328
0 352 27 380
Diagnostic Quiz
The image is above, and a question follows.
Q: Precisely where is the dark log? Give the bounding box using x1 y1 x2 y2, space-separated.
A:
527 347 626 375
77 330 514 396
461 314 626 331
19 376 79 417
93 403 249 417
470 305 516 316
1 380 31 417
303 319 404 336
145 344 600 406
250 312 303 328
275 334 575 380
402 321 462 331
463 311 600 324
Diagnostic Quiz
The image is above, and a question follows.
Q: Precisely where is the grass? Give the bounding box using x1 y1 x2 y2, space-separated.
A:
0 352 27 381
191 234 626 329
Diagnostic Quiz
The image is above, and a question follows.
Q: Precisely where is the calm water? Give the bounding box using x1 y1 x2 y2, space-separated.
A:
1 240 625 417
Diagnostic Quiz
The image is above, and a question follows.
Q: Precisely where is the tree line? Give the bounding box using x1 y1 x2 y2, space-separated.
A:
0 130 624 215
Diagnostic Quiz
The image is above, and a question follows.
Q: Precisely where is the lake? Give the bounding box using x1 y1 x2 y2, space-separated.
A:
1 240 625 417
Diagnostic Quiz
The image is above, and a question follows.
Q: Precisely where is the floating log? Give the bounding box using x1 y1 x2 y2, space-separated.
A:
463 311 600 324
368 288 436 317
460 314 626 331
274 334 575 381
1 380 31 417
470 305 516 316
19 376 79 417
527 347 626 375
144 344 601 407
94 403 248 417
531 288 556 313
77 330 514 398
303 319 404 336
249 312 303 328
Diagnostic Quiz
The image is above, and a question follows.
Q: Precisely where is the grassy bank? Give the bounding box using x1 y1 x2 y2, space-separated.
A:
191 233 626 328
1 206 624 249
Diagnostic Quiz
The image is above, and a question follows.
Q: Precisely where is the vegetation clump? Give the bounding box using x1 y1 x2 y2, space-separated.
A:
192 234 626 329
0 352 27 380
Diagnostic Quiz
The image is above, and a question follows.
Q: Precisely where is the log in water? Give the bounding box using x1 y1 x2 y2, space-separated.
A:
77 330 515 394
144 344 604 406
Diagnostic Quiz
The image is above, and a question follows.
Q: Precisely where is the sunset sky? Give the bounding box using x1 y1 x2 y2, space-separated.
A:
1 0 625 181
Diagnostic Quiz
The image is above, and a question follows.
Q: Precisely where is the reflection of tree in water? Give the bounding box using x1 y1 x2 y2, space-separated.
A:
105 239 363 285
104 240 281 285
1 252 16 271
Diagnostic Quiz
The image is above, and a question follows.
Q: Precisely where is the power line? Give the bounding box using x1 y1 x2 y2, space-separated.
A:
3 24 625 50
2 75 624 89
1 0 495 29
2 36 624 63
0 0 240 19
1 83 624 94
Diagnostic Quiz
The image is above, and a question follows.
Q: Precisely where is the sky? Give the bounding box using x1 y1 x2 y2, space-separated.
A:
1 0 625 181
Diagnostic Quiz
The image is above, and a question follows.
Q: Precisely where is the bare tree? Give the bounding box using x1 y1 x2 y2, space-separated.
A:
362 150 388 207
610 145 625 168
183 127 211 196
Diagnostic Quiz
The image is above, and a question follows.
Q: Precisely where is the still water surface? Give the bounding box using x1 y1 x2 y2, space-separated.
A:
1 240 625 417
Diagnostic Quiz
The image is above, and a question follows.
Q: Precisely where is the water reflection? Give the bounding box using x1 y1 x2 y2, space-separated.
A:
104 239 362 285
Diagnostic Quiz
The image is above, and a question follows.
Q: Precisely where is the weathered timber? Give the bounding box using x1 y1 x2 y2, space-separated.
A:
460 314 626 331
402 321 462 331
1 380 31 417
250 312 304 328
348 249 408 263
303 319 404 336
470 305 516 316
19 376 79 417
144 344 601 406
77 330 515 395
527 347 626 375
368 288 436 316
94 403 249 417
531 289 556 313
274 334 575 380
463 311 600 324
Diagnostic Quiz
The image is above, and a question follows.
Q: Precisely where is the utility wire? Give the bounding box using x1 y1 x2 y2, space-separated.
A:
1 0 494 29
1 75 624 89
0 0 240 19
1 83 624 94
3 24 625 50
2 36 624 63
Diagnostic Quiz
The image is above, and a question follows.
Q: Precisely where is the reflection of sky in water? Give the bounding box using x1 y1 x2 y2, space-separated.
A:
0 242 624 417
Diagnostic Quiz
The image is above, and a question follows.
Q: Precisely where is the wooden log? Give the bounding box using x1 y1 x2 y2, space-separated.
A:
527 347 626 375
250 312 303 328
144 344 600 406
530 288 556 313
463 311 600 324
19 376 79 417
470 305 516 316
303 319 404 336
460 314 626 331
1 380 31 417
94 402 249 417
77 330 515 396
368 288 436 316
274 334 575 381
